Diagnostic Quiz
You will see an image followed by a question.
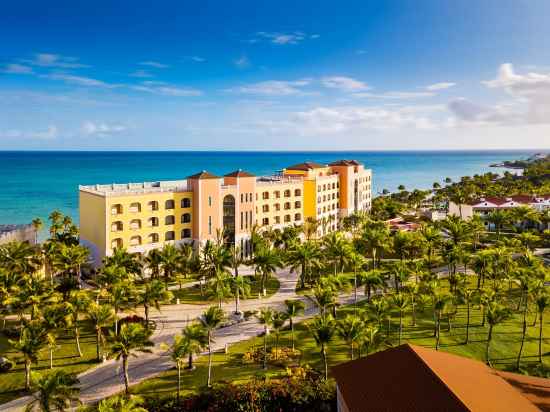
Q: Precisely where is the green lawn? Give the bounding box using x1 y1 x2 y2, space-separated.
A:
131 283 550 400
171 276 280 305
0 320 101 405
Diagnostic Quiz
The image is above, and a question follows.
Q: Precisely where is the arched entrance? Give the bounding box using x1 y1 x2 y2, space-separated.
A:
223 194 236 247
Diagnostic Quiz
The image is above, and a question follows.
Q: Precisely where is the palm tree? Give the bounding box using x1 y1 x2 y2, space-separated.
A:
160 244 182 285
144 249 163 280
161 334 192 401
458 287 477 344
348 252 366 308
284 299 305 351
42 304 70 369
208 270 232 309
515 273 534 370
361 326 379 357
311 286 335 318
252 246 282 294
433 292 449 351
25 370 80 412
97 395 148 412
309 315 335 380
10 321 49 390
420 224 441 268
337 314 363 360
200 306 225 387
51 243 90 287
109 281 136 334
48 210 63 238
286 241 322 289
360 225 390 269
360 270 384 301
138 279 173 326
66 290 90 357
485 301 510 366
108 323 154 394
487 209 510 240
104 248 142 278
231 274 251 314
31 218 43 245
271 311 287 360
87 302 115 362
323 232 351 274
393 293 409 345
535 291 549 363
181 323 208 370
256 307 274 369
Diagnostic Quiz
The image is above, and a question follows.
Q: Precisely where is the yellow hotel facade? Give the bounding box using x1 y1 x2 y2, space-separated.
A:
79 160 372 266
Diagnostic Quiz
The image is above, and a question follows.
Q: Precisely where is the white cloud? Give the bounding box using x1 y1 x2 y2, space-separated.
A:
132 84 203 97
3 64 33 74
0 125 58 140
188 56 206 63
42 72 114 88
322 76 370 92
24 53 88 68
227 79 312 96
356 50 367 55
426 82 456 91
233 56 250 68
129 69 154 78
354 91 435 99
139 61 169 68
253 31 317 45
81 121 126 137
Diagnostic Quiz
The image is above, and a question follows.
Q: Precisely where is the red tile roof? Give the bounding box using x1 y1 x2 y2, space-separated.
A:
470 195 550 206
332 344 549 412
224 169 255 178
329 159 361 167
187 170 220 180
286 161 325 171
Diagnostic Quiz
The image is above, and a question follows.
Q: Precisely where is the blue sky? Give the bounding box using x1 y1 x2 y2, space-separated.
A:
1 0 549 150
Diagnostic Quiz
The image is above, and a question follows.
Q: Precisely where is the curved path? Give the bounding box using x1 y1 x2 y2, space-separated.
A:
0 268 366 410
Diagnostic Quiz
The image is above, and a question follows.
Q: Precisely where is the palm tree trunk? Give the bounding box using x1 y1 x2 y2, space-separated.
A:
486 326 493 365
290 318 295 351
322 346 328 380
516 303 528 370
399 312 403 345
539 312 544 363
123 356 130 394
435 313 441 350
75 326 82 357
50 347 53 369
25 360 31 391
187 353 194 370
144 304 149 326
349 343 354 360
263 327 268 370
96 329 101 362
411 300 416 327
177 364 181 401
465 302 470 344
235 291 240 314
207 335 213 387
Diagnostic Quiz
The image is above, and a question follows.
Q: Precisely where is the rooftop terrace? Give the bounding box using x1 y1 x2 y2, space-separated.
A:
79 180 191 196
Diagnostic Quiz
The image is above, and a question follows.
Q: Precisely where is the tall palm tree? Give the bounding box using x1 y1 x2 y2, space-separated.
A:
208 270 232 309
535 291 549 364
25 370 80 412
97 395 148 412
109 281 136 334
161 333 195 401
10 320 48 390
284 299 305 351
420 224 441 268
393 293 409 345
271 311 287 360
231 274 251 314
311 285 335 318
252 246 282 294
31 218 43 245
286 241 322 289
309 315 335 380
66 290 90 357
458 287 477 344
487 209 510 240
433 292 449 351
515 272 534 370
108 323 154 394
485 301 509 366
200 306 225 387
87 302 115 362
104 248 142 278
42 304 70 369
336 314 363 360
160 244 182 285
322 232 352 275
348 252 366 307
361 326 379 357
360 270 383 301
360 225 390 269
51 243 90 287
256 307 274 370
144 249 163 280
48 210 63 239
181 323 208 370
138 279 173 326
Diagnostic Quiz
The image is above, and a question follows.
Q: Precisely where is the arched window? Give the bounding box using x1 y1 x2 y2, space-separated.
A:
148 217 159 227
262 191 269 200
111 204 123 215
130 219 141 230
148 233 159 244
294 201 301 209
181 198 191 208
274 203 280 211
165 215 175 225
165 231 175 241
294 189 301 196
130 235 142 246
294 213 301 221
274 191 281 198
148 201 159 211
165 199 175 210
284 214 291 223
284 190 291 197
262 204 269 212
262 217 269 226
129 202 141 213
284 202 291 210
111 221 123 232
181 213 191 223
111 238 123 249
181 228 191 239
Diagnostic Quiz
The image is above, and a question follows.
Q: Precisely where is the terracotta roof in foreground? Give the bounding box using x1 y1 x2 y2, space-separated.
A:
328 159 361 166
224 169 255 178
187 170 220 180
332 344 549 412
285 161 325 171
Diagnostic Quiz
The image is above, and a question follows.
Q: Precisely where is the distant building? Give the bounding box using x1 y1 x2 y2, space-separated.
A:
332 344 550 412
449 195 550 220
0 224 37 245
79 160 372 266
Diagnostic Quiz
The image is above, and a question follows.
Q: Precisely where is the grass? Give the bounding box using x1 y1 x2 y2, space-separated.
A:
131 279 550 400
0 320 101 405
171 276 280 305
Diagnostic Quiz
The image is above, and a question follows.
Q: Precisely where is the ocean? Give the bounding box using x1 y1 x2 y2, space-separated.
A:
0 150 541 227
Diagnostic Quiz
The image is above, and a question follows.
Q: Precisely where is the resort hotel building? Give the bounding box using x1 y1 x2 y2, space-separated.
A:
79 160 372 266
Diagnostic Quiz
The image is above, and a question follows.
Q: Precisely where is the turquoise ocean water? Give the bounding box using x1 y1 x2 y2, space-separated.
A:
0 150 542 227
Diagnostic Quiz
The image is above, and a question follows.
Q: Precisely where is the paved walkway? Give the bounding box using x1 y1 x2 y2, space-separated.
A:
0 268 366 410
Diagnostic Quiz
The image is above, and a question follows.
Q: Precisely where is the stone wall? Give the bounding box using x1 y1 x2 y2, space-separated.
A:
0 224 37 245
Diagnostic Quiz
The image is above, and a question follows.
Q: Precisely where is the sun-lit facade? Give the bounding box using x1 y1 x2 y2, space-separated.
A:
79 160 372 266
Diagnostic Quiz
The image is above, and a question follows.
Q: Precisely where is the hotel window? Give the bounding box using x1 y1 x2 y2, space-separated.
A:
130 219 141 230
111 204 123 215
208 216 212 234
165 215 175 225
148 217 159 227
148 201 159 211
323 184 326 191
275 191 280 198
317 197 321 203
165 200 175 210
111 238 123 249
275 216 281 224
262 204 269 212
295 201 301 209
241 212 244 230
249 212 252 227
284 190 291 197
294 189 301 196
317 208 321 214
249 192 253 202
241 193 244 203
181 213 191 223
284 214 291 223
208 196 212 206
256 193 258 201
148 233 159 244
181 198 191 208
111 221 123 232
181 228 191 239
317 186 321 193
332 193 335 200
129 202 141 213
262 191 269 200
262 217 269 226
284 202 291 210
275 203 280 211
332 183 336 189
323 195 326 201
130 235 142 246
294 213 301 221
165 231 175 241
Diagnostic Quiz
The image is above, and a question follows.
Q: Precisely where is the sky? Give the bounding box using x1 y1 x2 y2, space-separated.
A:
1 0 550 150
